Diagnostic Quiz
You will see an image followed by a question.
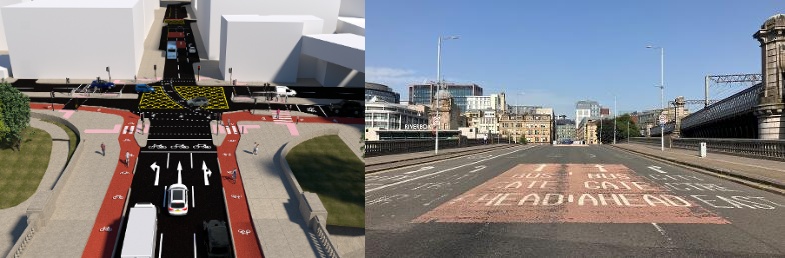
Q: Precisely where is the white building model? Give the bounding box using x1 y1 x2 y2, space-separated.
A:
0 0 364 87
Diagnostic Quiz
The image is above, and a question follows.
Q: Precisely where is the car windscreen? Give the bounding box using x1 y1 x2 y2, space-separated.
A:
172 189 185 201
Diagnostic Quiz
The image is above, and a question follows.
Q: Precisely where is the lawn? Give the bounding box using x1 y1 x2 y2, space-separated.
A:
286 135 364 228
0 127 52 209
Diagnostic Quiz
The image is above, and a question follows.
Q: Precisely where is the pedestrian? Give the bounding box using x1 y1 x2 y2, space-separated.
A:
100 142 106 156
276 109 280 119
231 169 237 184
295 116 299 124
228 118 231 126
253 142 259 155
125 151 130 167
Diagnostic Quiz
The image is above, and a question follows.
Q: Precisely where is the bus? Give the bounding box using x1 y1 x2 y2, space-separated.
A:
120 203 158 258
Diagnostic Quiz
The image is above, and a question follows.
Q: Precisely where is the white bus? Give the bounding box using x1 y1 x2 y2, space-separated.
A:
120 203 158 258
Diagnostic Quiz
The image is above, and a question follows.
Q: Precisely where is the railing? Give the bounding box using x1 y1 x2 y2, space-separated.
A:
311 216 340 258
671 138 785 161
629 136 672 148
364 138 487 157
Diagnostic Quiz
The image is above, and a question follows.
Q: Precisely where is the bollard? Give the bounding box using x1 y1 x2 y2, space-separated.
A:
699 142 707 158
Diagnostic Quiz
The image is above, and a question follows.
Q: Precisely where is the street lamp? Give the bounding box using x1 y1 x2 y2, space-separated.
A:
646 45 665 151
106 66 111 82
613 95 617 144
434 35 459 155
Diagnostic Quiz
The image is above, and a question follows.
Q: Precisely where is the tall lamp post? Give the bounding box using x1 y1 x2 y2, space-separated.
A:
646 45 665 151
613 95 617 144
434 35 459 155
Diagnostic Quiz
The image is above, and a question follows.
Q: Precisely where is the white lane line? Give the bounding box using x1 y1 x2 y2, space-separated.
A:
535 164 547 172
651 223 672 242
469 165 486 173
191 186 195 208
648 165 667 174
403 166 435 175
162 186 168 212
167 153 170 169
190 153 193 169
366 146 530 193
424 194 449 206
158 233 163 258
193 233 197 258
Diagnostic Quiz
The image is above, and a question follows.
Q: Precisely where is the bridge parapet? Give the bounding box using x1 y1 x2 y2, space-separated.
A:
753 14 785 139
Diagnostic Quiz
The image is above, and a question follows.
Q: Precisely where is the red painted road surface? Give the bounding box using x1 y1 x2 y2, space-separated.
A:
413 164 730 224
231 110 364 125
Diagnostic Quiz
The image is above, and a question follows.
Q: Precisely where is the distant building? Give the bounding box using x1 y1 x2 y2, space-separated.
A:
575 100 601 128
466 94 503 111
508 105 542 115
555 118 576 142
430 90 463 130
465 109 499 136
576 118 598 144
365 82 400 103
408 82 483 113
499 111 553 144
364 101 428 130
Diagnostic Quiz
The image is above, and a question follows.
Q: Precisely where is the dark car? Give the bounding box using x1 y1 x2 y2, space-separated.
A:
90 79 115 90
329 100 363 117
187 96 209 107
203 220 232 257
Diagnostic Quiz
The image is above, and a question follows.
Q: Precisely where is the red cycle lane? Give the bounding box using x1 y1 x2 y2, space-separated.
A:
217 113 264 258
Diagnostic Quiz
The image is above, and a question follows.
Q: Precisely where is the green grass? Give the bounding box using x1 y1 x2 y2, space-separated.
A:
0 127 52 209
286 135 364 228
41 119 78 162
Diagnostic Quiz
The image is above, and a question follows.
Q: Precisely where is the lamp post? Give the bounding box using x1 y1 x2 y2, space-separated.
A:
153 65 157 81
106 66 111 82
646 45 665 151
613 95 617 144
434 35 459 155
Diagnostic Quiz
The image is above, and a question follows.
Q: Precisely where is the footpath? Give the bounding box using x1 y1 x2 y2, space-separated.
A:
613 143 785 194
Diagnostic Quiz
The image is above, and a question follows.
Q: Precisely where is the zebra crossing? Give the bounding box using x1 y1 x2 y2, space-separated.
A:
121 125 136 135
274 110 293 123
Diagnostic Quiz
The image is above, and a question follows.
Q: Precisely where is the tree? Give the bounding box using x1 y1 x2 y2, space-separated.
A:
0 82 31 151
596 114 642 144
518 135 528 145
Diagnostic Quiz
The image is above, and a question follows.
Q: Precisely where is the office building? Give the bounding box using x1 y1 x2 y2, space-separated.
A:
555 118 576 142
575 100 601 128
365 101 428 130
408 82 483 113
576 118 599 144
365 82 400 103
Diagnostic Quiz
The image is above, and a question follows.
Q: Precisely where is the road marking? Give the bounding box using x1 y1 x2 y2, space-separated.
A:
424 194 449 206
163 186 167 208
191 186 195 208
404 166 435 175
159 233 163 258
202 161 211 186
151 162 160 186
535 164 547 172
148 139 213 141
648 166 667 174
167 153 170 169
470 165 486 173
190 153 193 169
595 164 606 172
177 162 183 184
651 223 672 242
588 154 596 158
366 146 530 193
193 233 197 258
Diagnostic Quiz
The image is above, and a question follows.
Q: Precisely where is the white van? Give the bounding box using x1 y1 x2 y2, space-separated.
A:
276 86 296 97
121 203 158 258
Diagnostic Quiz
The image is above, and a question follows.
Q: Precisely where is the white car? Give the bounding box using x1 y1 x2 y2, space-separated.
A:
167 184 189 216
193 143 211 149
188 46 196 54
148 144 166 149
171 144 189 149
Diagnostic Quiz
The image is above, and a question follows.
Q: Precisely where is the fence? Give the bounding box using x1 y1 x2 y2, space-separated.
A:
630 137 785 161
364 138 487 157
7 112 85 258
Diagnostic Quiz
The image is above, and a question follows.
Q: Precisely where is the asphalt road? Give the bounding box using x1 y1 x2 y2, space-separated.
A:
366 145 785 257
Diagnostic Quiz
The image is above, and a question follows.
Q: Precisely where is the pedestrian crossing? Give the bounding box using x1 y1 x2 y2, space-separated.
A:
224 125 240 134
274 110 293 123
122 125 136 135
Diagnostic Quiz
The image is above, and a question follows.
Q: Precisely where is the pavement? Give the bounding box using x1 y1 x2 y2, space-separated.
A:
366 144 785 257
612 143 785 194
0 117 70 258
227 110 365 258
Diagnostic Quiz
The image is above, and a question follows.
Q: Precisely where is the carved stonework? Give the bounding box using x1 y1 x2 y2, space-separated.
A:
753 14 785 139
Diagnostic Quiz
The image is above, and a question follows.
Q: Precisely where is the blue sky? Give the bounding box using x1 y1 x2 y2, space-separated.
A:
366 1 785 119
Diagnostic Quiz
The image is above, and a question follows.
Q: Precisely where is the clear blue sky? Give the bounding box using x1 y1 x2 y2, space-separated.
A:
366 1 785 119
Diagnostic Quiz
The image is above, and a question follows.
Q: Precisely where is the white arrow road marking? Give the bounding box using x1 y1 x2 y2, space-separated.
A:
469 165 486 173
151 162 160 186
404 166 435 175
595 164 607 172
588 154 596 158
177 161 183 184
535 164 547 172
202 161 211 186
648 166 667 174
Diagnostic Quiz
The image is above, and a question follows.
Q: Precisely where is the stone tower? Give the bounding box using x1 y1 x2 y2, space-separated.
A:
753 14 785 139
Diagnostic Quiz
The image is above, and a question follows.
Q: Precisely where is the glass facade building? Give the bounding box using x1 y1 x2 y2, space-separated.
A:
365 103 429 130
365 82 400 103
408 82 483 114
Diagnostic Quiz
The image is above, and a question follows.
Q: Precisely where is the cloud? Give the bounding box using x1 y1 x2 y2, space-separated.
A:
366 66 431 88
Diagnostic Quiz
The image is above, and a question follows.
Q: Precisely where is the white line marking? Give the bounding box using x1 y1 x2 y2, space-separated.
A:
651 223 672 242
404 166 435 175
162 186 167 210
595 164 607 172
366 146 530 193
535 164 547 172
424 194 449 206
167 153 170 169
158 233 163 258
469 165 486 173
190 153 193 169
648 166 667 174
191 185 195 208
193 233 196 258
149 139 213 141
